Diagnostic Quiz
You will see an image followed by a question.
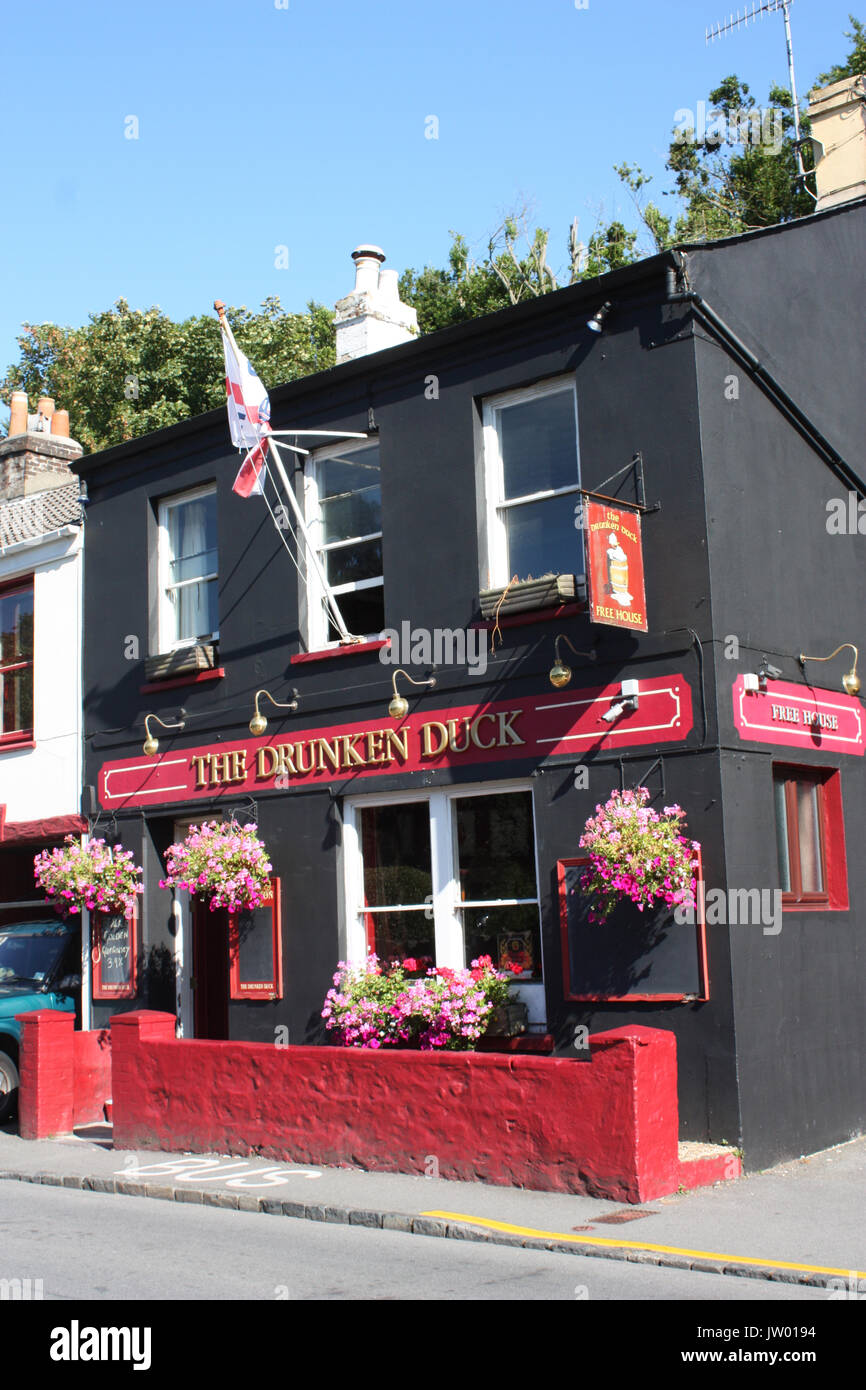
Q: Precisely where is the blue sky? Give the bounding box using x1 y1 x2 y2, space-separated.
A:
1 0 858 415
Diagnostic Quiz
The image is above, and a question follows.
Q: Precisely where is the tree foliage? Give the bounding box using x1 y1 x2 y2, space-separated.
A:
0 297 334 452
816 14 866 85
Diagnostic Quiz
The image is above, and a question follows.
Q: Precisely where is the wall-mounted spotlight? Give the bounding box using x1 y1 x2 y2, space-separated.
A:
549 634 597 689
599 679 639 725
389 668 436 720
799 644 860 697
142 711 186 757
249 688 300 736
587 300 613 334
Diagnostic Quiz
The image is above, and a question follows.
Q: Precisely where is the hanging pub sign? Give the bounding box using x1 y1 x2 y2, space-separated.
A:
91 907 138 1000
229 878 283 1000
583 498 648 632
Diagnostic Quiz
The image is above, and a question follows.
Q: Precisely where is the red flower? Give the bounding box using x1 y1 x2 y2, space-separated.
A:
402 957 419 972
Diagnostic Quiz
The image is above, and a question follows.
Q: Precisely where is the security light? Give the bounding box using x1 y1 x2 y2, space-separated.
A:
587 301 613 334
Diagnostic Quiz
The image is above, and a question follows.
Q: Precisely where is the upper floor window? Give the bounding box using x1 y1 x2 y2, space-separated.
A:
773 764 848 910
304 442 383 646
0 578 34 746
157 486 218 651
482 378 581 587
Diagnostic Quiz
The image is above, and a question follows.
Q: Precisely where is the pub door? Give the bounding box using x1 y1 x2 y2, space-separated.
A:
191 902 230 1040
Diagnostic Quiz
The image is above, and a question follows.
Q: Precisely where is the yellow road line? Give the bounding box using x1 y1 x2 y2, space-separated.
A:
421 1211 866 1280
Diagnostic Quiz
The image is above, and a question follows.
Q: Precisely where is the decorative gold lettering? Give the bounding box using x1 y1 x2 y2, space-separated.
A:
228 750 247 783
274 743 298 775
209 753 230 784
256 746 279 778
469 714 497 750
316 737 341 773
339 733 367 767
294 741 315 775
497 710 525 747
192 755 210 788
447 717 472 753
421 721 449 757
366 729 386 764
384 727 409 762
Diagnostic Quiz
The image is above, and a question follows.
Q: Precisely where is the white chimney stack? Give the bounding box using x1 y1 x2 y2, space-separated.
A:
334 244 419 363
807 76 866 211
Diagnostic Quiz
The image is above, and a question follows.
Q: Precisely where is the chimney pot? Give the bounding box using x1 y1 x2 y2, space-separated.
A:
52 408 70 438
351 244 387 294
9 391 28 437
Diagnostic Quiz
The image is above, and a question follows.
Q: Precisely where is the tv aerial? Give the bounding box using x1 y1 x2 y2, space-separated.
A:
704 1 810 185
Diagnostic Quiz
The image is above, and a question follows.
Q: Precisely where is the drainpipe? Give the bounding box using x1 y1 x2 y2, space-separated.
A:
664 253 865 500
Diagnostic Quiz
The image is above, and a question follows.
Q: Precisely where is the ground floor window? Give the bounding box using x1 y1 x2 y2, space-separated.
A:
772 764 848 910
343 783 543 982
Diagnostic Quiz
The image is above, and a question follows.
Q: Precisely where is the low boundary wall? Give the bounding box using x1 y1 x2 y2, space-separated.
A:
106 1013 737 1201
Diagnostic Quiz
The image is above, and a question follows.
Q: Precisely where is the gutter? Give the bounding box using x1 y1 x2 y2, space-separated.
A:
666 254 865 499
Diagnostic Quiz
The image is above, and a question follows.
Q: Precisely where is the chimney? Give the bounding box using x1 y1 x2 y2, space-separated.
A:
334 245 419 364
807 75 866 211
0 392 82 501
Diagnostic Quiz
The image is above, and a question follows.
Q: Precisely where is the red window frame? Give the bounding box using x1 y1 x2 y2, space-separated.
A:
0 575 34 749
773 764 848 911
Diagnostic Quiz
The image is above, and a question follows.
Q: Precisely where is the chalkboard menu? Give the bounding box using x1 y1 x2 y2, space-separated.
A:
557 853 708 1002
92 908 138 1000
229 879 283 1000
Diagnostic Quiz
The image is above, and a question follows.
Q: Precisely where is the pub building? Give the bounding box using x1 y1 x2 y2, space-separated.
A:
78 152 865 1169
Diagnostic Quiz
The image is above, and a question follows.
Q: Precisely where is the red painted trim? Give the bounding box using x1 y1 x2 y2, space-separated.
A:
92 904 139 1000
139 667 225 694
558 848 708 1002
476 1033 554 1053
472 602 586 632
0 813 87 845
0 736 35 752
290 638 390 665
229 878 283 1000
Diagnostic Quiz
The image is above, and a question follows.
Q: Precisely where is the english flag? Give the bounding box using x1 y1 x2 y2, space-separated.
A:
218 311 271 497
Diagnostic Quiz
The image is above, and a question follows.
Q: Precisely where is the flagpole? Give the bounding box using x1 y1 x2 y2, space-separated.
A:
214 300 358 644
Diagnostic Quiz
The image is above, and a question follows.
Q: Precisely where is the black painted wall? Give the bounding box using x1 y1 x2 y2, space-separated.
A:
78 200 866 1164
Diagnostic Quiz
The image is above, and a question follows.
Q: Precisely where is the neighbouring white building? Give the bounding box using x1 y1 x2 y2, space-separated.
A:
0 393 86 921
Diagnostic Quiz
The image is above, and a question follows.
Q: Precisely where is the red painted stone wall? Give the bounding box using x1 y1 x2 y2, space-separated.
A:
16 1011 111 1137
110 1013 686 1201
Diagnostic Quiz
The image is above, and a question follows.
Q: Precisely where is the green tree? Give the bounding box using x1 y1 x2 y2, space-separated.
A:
1 296 334 452
815 14 866 84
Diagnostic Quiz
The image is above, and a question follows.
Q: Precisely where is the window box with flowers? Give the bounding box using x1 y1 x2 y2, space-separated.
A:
322 954 521 1051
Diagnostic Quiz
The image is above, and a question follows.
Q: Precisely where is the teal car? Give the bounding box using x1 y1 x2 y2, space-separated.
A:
0 921 81 1122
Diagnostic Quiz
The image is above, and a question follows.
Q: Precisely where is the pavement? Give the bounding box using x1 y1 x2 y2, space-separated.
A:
1 1121 864 1294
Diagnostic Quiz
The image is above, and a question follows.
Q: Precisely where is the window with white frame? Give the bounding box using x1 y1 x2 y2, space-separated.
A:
157 486 218 651
343 785 543 983
304 442 383 646
482 378 582 587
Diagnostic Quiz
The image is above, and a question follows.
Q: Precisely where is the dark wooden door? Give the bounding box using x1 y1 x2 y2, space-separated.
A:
192 903 229 1040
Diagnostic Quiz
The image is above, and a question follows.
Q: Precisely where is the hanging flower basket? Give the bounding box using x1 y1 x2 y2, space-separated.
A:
34 835 143 921
322 954 515 1051
578 788 699 924
159 820 272 913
